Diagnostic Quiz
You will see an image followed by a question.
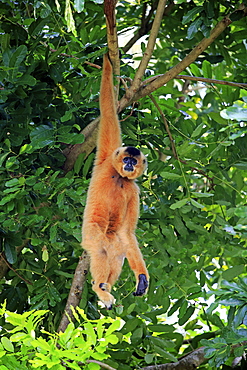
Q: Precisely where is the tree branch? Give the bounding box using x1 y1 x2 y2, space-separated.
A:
104 0 120 84
57 251 90 332
122 1 174 53
177 75 247 89
87 359 116 370
128 0 167 95
62 117 99 173
144 74 247 90
140 347 205 370
119 4 247 107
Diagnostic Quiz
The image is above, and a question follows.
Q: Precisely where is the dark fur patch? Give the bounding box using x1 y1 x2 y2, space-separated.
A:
125 146 140 157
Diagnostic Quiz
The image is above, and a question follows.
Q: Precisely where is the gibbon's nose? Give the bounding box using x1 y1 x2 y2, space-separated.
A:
123 157 137 171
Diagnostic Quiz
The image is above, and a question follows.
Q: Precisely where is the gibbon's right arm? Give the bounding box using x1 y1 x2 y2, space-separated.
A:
96 54 122 165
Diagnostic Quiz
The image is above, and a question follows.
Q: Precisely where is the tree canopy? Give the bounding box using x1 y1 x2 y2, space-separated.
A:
0 0 247 369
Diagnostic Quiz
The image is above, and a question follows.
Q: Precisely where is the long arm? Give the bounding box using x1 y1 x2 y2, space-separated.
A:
96 54 122 164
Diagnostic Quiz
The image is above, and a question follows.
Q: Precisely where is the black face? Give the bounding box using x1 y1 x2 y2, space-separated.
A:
123 156 137 172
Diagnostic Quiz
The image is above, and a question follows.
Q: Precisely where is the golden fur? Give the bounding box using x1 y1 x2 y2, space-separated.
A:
82 54 149 309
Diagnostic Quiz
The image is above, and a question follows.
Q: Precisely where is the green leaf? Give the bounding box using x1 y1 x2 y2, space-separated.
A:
178 305 195 326
87 362 100 370
187 18 202 40
182 6 203 24
221 103 247 121
9 45 27 69
234 206 247 218
191 122 204 138
190 199 204 209
1 337 14 352
202 60 212 79
191 192 214 197
170 198 188 210
4 242 17 264
65 0 77 36
222 265 244 280
161 172 181 180
74 0 85 12
30 125 55 149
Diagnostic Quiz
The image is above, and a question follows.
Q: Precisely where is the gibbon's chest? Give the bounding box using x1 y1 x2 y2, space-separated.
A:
107 173 137 204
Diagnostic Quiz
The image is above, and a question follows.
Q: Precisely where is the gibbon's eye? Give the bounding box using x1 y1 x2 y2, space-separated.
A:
123 156 137 172
143 159 146 164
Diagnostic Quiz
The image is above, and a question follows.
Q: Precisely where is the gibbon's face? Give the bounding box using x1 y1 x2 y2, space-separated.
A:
112 146 147 179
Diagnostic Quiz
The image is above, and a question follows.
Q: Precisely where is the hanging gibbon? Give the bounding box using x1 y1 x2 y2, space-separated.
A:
81 54 149 309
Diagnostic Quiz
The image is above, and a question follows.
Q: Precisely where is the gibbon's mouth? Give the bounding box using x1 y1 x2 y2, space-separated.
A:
124 166 134 172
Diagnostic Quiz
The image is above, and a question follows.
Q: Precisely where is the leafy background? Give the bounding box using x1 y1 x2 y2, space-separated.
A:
0 0 247 369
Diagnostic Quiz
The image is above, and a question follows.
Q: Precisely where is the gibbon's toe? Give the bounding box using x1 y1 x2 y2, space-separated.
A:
99 282 110 292
99 291 115 309
133 274 148 296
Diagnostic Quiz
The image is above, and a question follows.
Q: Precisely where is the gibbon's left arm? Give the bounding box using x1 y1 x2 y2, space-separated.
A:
96 54 122 165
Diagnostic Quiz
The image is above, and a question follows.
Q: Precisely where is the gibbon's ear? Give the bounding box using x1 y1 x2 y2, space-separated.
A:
112 146 147 179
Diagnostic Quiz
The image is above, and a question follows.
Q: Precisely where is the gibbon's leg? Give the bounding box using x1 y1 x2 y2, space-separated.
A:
90 249 115 309
82 225 115 309
125 233 149 296
107 237 125 288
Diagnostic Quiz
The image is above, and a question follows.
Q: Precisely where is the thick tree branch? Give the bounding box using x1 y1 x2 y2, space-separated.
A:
57 251 90 332
63 118 99 173
140 347 205 370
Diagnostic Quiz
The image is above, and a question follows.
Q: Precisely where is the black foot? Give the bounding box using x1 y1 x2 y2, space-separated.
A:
133 274 148 296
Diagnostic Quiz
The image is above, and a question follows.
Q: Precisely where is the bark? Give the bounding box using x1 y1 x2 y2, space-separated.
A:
57 251 90 332
140 347 205 370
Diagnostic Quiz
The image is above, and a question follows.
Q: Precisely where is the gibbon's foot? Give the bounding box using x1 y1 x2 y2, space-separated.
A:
133 274 148 296
98 291 115 310
99 282 110 292
92 283 115 309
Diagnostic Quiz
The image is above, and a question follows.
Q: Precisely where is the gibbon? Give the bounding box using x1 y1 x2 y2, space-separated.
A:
81 54 149 309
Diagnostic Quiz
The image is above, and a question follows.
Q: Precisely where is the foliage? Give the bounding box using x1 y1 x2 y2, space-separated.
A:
0 302 119 369
0 0 247 369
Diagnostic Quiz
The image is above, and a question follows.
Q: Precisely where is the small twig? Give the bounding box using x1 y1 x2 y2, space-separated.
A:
40 43 101 69
149 94 178 160
143 74 247 89
0 252 32 285
119 102 136 122
177 75 247 89
149 94 216 190
87 359 116 370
